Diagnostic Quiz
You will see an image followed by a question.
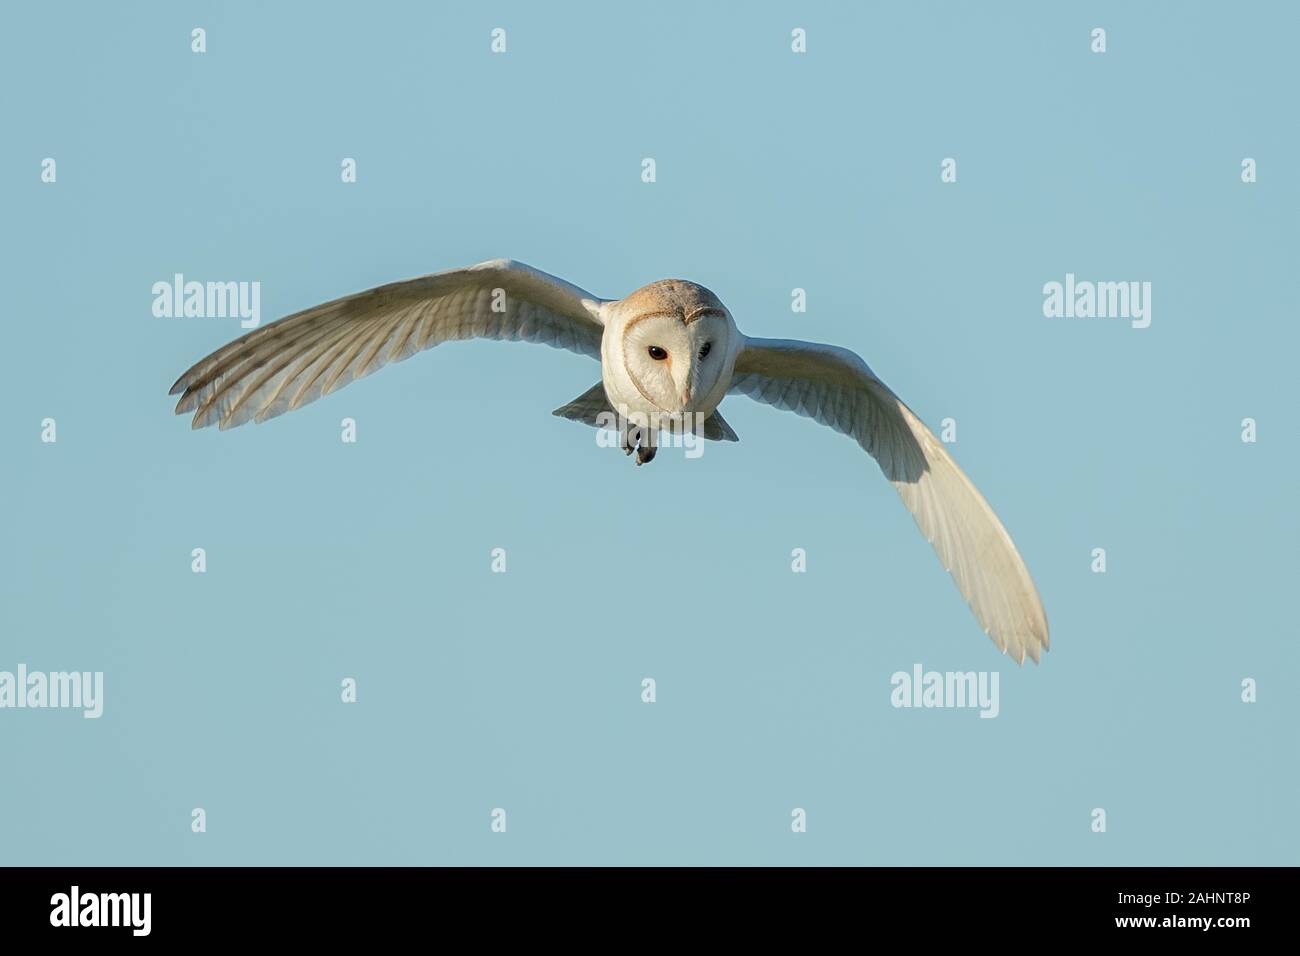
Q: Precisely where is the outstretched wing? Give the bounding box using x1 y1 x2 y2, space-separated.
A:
170 259 607 430
730 337 1049 663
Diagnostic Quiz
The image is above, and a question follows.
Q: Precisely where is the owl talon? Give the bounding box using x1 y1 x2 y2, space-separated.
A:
635 444 657 466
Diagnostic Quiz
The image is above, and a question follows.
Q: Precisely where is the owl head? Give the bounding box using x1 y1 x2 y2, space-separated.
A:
608 279 738 413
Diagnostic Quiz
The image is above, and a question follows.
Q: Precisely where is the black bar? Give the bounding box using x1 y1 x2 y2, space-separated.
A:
0 866 1282 941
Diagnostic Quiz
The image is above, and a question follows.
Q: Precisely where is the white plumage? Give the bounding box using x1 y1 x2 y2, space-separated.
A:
170 259 1049 663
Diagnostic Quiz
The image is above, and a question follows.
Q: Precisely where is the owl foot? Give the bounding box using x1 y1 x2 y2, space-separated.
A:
620 426 657 465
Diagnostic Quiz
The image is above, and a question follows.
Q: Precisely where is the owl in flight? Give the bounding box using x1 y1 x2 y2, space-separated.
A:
170 259 1049 663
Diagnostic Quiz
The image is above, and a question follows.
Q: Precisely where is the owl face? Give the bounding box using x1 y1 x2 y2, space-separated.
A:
610 279 737 415
621 311 729 412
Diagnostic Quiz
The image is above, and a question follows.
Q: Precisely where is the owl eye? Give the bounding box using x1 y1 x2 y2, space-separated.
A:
698 342 712 360
647 346 668 361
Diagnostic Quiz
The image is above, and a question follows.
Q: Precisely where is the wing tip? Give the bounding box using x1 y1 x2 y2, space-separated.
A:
993 626 1049 667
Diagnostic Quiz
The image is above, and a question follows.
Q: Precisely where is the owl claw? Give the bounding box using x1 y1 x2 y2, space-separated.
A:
619 425 656 465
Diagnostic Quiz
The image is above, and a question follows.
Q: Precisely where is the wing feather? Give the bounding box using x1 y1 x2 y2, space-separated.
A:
169 259 607 430
731 337 1049 663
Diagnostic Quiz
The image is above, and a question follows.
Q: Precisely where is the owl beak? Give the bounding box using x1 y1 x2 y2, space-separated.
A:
672 363 696 411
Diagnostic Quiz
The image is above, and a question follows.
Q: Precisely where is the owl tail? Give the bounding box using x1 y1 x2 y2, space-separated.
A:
551 382 614 427
551 382 739 442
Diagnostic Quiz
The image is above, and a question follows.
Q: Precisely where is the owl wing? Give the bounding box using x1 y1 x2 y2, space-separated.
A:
729 337 1049 663
170 259 608 430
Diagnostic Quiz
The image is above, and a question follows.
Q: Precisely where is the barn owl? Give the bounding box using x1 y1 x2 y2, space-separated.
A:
170 259 1049 663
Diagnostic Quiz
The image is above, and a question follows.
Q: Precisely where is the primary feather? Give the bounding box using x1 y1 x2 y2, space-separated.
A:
169 259 606 430
731 337 1049 664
